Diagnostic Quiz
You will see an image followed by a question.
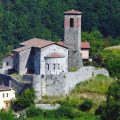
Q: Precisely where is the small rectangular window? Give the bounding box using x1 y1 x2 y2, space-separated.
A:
53 64 55 70
58 64 60 70
3 93 4 98
70 18 74 27
47 64 49 70
6 62 9 66
6 93 8 97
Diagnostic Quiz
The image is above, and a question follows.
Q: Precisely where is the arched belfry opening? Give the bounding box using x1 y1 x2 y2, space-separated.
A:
70 18 74 27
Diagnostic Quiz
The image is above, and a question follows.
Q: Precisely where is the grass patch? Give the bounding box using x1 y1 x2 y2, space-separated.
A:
71 75 113 95
28 114 99 120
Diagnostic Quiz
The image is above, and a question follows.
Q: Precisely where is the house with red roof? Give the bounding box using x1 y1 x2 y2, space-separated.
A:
0 10 90 75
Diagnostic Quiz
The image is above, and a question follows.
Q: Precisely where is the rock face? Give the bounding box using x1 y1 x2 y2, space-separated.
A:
64 11 83 70
32 66 109 101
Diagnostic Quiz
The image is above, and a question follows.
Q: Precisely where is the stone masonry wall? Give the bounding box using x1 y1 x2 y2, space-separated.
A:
33 66 109 100
64 14 83 70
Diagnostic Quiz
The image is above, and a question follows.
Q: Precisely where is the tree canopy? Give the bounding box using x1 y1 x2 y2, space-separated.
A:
0 0 120 59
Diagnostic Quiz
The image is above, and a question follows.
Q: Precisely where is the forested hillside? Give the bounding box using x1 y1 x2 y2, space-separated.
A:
0 0 120 59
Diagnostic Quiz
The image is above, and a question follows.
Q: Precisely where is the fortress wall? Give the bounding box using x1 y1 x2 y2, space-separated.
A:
33 66 109 99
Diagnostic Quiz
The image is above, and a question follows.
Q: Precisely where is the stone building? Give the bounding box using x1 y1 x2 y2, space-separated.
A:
0 10 93 100
13 39 68 75
0 10 90 76
0 55 13 74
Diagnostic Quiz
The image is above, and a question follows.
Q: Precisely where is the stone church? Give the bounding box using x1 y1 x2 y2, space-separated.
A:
0 10 90 76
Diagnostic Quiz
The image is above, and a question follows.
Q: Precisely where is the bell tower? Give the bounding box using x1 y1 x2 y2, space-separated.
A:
64 10 83 70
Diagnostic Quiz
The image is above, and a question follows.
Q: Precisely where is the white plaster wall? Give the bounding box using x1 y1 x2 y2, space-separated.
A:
81 50 89 59
0 90 15 109
46 58 66 75
1 56 13 73
41 44 68 75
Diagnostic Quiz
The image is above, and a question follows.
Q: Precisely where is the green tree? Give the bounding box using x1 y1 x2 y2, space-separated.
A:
100 79 120 120
13 88 35 111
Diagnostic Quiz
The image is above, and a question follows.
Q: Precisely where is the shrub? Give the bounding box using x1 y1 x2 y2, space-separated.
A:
100 79 120 120
26 105 42 117
101 49 120 79
12 88 35 111
54 106 80 119
95 104 105 116
79 99 93 112
69 67 78 72
0 109 15 120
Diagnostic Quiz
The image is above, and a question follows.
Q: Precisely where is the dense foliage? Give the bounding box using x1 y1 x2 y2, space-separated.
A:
0 110 15 120
97 79 120 120
12 88 35 111
101 49 120 78
0 0 120 60
79 99 93 112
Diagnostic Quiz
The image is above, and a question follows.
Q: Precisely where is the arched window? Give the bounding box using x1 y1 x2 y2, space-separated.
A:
70 18 74 27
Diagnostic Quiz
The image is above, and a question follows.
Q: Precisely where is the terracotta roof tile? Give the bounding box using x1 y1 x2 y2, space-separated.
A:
57 41 90 49
13 38 90 53
81 42 90 49
46 52 65 58
13 46 31 52
20 38 54 48
64 10 82 15
56 41 64 46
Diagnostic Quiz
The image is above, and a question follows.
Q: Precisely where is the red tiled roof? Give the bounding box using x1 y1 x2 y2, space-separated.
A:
13 38 90 52
64 10 82 15
56 41 64 46
20 38 54 48
57 41 90 49
13 39 68 52
81 42 90 49
46 52 65 58
13 46 31 52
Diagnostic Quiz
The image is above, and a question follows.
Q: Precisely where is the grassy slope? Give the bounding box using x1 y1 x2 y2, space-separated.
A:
28 75 113 120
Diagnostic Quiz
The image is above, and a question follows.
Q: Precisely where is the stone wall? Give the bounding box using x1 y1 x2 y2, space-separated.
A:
35 104 60 110
93 68 109 77
19 48 31 75
33 75 42 101
45 75 66 96
33 66 109 100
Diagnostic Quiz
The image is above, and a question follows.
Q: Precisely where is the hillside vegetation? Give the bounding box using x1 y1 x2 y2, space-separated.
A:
0 75 114 120
0 0 120 59
101 47 120 78
25 75 113 120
